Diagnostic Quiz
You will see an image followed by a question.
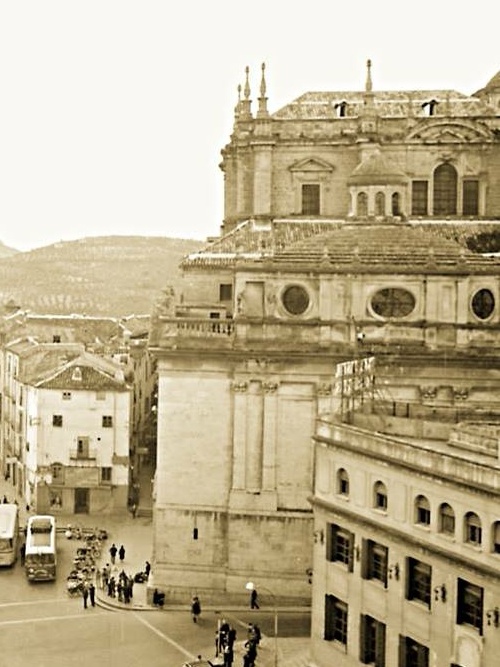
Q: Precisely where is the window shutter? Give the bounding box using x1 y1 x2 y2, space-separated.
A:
359 615 367 663
361 539 369 579
326 523 334 561
348 532 355 573
398 636 407 667
375 622 386 667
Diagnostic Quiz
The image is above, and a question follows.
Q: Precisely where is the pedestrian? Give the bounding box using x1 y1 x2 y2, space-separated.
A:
191 595 201 623
250 587 259 609
82 583 89 609
118 544 125 562
20 542 26 566
252 624 261 646
144 560 151 579
109 543 117 564
223 643 234 667
89 582 96 607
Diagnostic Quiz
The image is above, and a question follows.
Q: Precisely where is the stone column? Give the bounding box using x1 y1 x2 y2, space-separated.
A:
245 380 264 492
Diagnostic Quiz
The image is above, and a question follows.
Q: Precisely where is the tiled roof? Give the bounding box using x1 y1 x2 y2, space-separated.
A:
181 219 342 268
273 90 490 120
268 223 500 274
24 350 129 390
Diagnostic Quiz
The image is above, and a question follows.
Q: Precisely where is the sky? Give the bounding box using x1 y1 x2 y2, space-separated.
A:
0 0 498 252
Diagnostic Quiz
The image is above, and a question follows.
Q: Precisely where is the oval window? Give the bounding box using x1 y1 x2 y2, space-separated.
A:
282 285 310 315
471 288 495 320
371 288 415 318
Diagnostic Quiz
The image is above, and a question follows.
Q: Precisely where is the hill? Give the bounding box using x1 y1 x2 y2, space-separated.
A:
0 236 204 316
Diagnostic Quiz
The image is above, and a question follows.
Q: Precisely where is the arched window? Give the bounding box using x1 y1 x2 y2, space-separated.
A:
375 192 385 216
336 468 349 496
433 163 457 215
464 512 482 546
439 503 455 536
415 495 431 526
373 481 387 511
492 521 500 554
391 192 401 216
357 192 368 217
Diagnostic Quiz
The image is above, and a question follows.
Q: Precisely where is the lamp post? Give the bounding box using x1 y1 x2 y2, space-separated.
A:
245 581 278 667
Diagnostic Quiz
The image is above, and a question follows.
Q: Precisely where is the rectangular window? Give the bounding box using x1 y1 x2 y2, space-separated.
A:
301 184 320 215
327 524 354 571
411 181 428 216
399 635 429 667
52 335 61 343
360 614 386 666
102 415 113 428
457 578 483 634
463 180 479 216
219 284 233 301
324 595 348 645
406 558 432 607
361 539 388 587
101 467 112 483
62 391 72 400
77 437 90 459
52 415 63 427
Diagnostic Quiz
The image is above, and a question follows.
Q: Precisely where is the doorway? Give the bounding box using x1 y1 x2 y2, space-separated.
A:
74 488 89 514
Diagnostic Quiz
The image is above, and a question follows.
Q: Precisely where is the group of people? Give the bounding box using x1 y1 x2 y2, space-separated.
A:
108 542 126 564
215 619 237 667
81 581 96 609
99 562 138 603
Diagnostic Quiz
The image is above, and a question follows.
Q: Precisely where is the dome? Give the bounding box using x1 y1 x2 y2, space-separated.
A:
348 150 408 186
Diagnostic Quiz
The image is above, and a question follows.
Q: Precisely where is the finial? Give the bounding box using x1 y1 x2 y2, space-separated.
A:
244 66 251 100
260 62 267 98
366 59 372 92
234 84 242 119
257 62 269 118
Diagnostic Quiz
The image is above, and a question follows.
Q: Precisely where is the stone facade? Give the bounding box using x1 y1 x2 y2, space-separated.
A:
310 415 500 667
150 62 500 602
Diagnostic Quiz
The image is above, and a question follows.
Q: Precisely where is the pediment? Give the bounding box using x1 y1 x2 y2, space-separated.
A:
289 157 335 172
407 119 492 143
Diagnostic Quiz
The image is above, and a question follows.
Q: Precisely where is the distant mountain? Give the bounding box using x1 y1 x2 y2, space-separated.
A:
0 241 20 258
0 236 204 316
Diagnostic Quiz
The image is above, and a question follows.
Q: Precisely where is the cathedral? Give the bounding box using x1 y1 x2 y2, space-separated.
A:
148 61 500 603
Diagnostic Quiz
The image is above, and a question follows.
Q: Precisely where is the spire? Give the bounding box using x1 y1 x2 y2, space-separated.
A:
240 66 253 119
257 62 269 118
365 59 373 93
359 57 377 137
234 84 242 121
244 65 251 100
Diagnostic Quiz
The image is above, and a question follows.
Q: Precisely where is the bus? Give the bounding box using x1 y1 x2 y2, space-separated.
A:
25 515 57 581
0 504 20 566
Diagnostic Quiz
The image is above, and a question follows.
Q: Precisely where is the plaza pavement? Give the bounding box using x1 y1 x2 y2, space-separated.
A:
0 471 313 667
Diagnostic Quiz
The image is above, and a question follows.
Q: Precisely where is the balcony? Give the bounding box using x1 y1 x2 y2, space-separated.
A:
149 314 500 355
69 448 97 461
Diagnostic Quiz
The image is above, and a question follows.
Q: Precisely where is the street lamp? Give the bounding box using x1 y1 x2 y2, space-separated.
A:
245 581 278 667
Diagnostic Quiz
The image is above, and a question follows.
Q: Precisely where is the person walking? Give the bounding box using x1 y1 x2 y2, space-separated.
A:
82 582 89 609
109 543 117 565
191 595 201 623
250 587 259 609
89 582 96 607
144 560 151 579
118 544 125 562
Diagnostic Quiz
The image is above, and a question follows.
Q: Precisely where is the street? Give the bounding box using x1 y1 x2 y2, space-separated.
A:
0 534 310 667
